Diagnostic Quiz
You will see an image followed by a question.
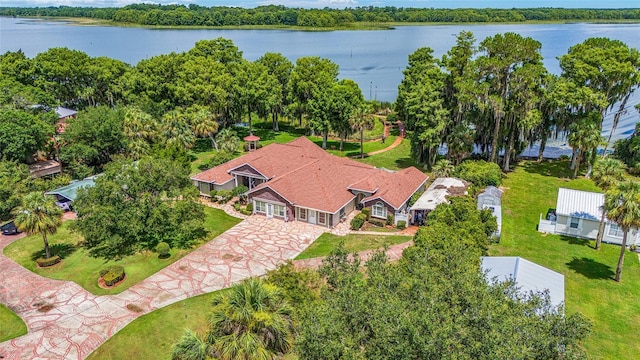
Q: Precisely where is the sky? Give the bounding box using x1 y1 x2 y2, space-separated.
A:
2 0 639 9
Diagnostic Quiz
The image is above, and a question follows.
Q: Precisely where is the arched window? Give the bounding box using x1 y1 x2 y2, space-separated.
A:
372 201 387 219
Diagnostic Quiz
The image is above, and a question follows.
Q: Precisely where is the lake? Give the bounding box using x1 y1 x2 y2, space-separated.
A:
1 17 639 145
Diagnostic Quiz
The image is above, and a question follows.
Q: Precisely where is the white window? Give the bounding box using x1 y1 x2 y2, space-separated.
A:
372 202 387 219
299 208 307 221
274 204 286 218
255 201 266 213
569 217 580 229
608 223 624 238
339 207 345 219
318 212 327 225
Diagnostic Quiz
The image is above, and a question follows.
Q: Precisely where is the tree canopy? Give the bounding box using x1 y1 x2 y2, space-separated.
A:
72 157 205 259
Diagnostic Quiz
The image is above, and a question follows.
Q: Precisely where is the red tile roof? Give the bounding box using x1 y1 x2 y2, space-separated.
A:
192 137 428 214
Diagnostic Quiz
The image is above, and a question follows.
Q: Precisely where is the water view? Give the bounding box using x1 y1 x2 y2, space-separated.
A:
1 17 639 144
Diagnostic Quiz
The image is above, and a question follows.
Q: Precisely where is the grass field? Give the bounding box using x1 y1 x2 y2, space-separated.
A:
357 138 419 170
0 304 27 342
3 207 241 295
86 290 226 360
295 232 410 260
490 160 640 360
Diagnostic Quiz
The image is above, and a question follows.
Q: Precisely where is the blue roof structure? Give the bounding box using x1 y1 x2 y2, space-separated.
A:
45 176 96 202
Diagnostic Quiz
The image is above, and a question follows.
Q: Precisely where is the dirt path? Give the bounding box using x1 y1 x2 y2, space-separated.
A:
365 120 405 157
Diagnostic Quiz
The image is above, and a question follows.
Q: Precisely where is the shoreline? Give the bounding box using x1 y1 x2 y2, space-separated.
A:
5 15 640 31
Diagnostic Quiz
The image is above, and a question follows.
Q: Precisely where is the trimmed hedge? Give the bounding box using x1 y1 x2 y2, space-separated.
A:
156 242 171 259
102 265 125 287
36 255 61 267
396 220 407 230
351 213 366 230
369 218 386 227
246 203 253 212
361 208 371 220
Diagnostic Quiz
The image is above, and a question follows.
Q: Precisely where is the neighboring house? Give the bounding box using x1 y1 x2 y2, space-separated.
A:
478 186 503 238
409 177 469 225
481 256 565 308
191 137 428 228
538 188 639 246
54 106 77 134
45 176 96 211
28 160 61 179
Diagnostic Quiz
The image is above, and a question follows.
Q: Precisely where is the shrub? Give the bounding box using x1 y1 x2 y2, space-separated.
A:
246 203 253 212
216 190 232 203
351 214 365 230
455 160 502 187
369 218 386 227
36 255 61 267
396 220 406 230
386 214 394 226
361 208 371 220
232 185 248 196
156 242 171 259
209 190 217 199
102 265 125 287
234 203 241 211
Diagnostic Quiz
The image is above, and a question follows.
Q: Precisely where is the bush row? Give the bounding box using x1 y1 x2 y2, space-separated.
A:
36 255 61 267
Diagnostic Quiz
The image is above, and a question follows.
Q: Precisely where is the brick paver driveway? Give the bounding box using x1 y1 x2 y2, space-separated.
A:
0 216 324 360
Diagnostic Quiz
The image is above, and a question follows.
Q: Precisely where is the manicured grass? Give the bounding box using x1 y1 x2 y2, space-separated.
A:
296 232 410 260
308 135 397 157
3 207 241 295
0 304 27 342
86 290 226 360
357 138 420 170
490 160 640 360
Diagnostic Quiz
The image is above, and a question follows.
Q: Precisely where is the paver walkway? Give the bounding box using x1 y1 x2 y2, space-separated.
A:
0 216 324 360
366 120 405 157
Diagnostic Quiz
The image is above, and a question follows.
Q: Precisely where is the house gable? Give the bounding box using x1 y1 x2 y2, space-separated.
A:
228 163 267 179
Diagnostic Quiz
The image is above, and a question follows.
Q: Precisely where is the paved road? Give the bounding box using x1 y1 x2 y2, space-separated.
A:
0 216 324 360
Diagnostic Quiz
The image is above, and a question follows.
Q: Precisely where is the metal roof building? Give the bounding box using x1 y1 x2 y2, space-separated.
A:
556 188 603 221
45 176 97 202
54 107 77 119
481 256 565 308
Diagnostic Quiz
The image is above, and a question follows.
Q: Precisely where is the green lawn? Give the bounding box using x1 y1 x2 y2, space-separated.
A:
357 138 420 170
490 160 640 360
307 135 397 157
86 290 226 360
3 207 241 295
295 232 411 260
0 304 27 342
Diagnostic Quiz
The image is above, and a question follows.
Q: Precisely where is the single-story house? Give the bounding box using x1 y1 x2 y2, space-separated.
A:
28 160 61 179
538 188 639 246
409 177 469 225
481 256 565 308
54 106 77 134
478 186 503 238
191 137 428 228
45 176 96 211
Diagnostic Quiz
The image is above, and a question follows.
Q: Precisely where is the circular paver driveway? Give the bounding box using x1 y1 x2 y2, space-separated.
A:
0 216 324 360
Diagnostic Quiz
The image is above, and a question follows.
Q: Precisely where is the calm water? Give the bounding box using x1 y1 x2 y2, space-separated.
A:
1 17 639 145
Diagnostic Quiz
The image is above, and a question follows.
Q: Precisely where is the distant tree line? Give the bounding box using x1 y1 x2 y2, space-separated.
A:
1 4 639 27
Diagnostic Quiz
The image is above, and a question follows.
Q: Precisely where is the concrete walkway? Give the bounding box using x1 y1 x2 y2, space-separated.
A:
0 216 324 360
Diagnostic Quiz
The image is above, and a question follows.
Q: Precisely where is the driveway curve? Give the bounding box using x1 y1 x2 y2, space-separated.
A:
0 216 323 360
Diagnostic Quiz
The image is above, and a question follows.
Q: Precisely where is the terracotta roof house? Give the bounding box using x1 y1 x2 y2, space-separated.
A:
191 137 428 228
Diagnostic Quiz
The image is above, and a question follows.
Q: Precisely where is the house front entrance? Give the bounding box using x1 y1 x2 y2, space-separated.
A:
266 203 274 218
308 210 316 224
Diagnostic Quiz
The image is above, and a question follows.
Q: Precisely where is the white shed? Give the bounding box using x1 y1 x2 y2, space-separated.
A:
409 177 469 225
481 256 565 308
477 186 502 209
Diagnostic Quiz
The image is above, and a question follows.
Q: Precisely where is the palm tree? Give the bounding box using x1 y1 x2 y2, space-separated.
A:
171 329 209 360
349 106 375 159
162 110 196 150
12 192 63 259
592 158 627 250
124 107 158 158
207 278 293 360
188 106 220 150
604 180 640 282
432 159 455 178
216 128 241 153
